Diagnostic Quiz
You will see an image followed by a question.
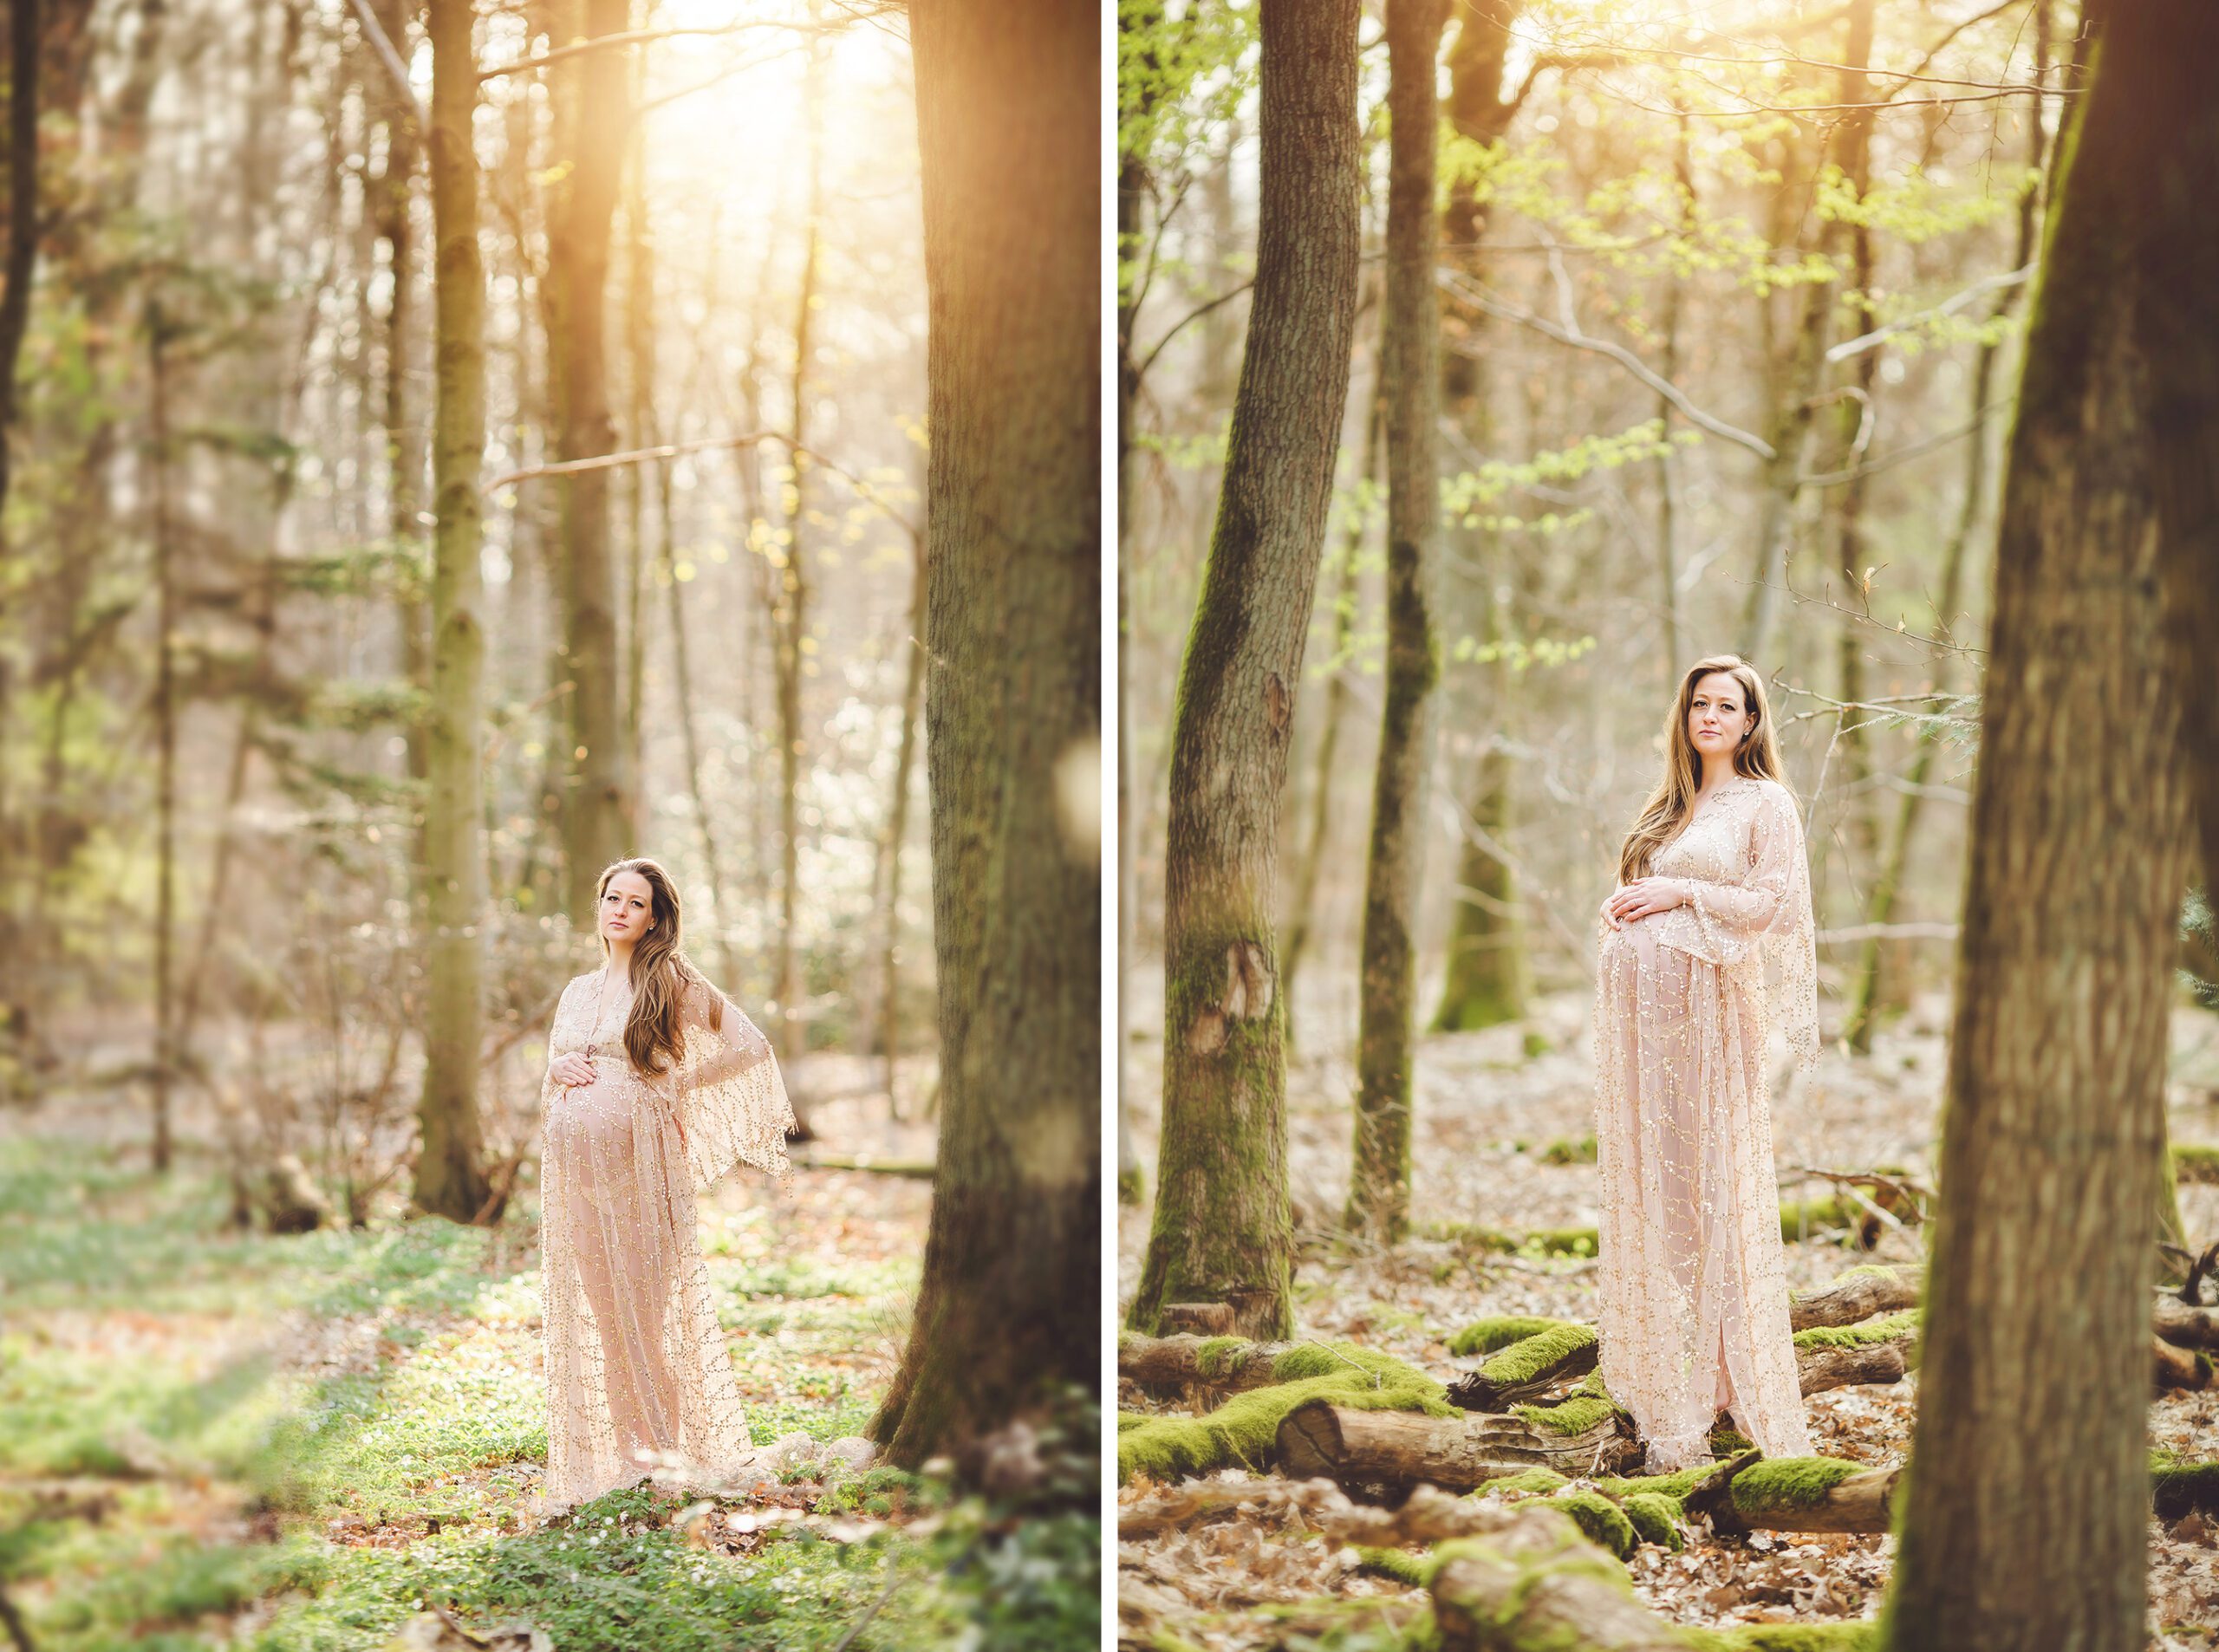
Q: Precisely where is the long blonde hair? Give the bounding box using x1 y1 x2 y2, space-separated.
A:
595 856 724 1076
1617 654 1785 882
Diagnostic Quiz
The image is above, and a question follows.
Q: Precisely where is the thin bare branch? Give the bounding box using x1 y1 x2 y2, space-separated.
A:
1826 264 2034 363
1438 267 1777 459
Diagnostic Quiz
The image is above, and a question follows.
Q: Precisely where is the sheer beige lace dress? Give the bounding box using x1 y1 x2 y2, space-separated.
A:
537 965 797 1512
1593 771 1821 1472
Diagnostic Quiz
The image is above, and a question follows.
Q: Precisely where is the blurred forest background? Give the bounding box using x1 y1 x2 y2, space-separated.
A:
1116 1 2219 1646
0 0 1100 1648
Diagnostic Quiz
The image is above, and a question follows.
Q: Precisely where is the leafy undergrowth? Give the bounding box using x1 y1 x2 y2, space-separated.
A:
1117 974 2219 1649
0 1113 1098 1652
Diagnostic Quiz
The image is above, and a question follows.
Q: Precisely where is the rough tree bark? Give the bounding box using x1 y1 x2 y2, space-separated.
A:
411 0 494 1224
867 0 1098 1469
1127 0 1363 1340
545 0 634 920
1346 0 1445 1244
1882 9 2200 1645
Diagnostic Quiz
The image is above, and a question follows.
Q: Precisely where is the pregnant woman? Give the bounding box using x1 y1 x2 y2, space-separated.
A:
537 855 797 1511
1593 654 1820 1472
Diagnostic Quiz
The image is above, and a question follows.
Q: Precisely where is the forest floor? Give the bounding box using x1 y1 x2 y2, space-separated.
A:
0 1064 1096 1652
1116 964 2219 1650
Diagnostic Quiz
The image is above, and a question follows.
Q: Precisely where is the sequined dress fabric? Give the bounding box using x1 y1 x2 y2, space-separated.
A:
538 967 797 1511
1593 773 1820 1471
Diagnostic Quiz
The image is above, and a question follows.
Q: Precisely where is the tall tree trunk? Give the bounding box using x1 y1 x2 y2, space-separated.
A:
1882 11 2198 1644
773 22 825 1070
1127 0 1363 1340
868 0 1097 1469
147 304 175 1174
1428 0 1529 1035
0 0 37 520
412 0 495 1225
547 0 633 920
1344 0 1444 1244
370 0 429 901
1843 2 2051 1053
1823 0 1878 896
0 0 41 1057
621 111 649 782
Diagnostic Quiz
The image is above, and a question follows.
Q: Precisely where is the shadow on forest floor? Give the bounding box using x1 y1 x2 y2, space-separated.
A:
0 1092 1096 1652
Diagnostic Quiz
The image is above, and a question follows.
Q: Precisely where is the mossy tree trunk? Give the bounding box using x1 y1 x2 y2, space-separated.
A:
411 0 494 1225
1346 0 1444 1244
546 0 634 922
1428 3 1529 1037
867 0 1097 1469
1128 0 1363 1341
1883 11 2200 1646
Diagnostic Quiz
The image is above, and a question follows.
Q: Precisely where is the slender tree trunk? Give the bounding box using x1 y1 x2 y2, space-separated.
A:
1823 0 1878 891
546 0 633 920
146 304 175 1174
867 0 1097 1470
0 0 38 520
1128 0 1363 1340
370 0 429 901
1345 0 1444 1244
1844 3 2050 1052
411 0 495 1224
772 22 826 1071
1428 1 1529 1035
1882 11 2199 1643
621 114 649 776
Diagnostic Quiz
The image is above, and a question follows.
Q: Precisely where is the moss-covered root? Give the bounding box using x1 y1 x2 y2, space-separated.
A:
2153 1460 2219 1521
1512 1371 1626 1438
1448 1322 1600 1411
1351 1545 1435 1587
1446 1315 1576 1358
1427 1505 1662 1651
1116 1341 1453 1485
1547 1489 1638 1560
1682 1454 1897 1536
1117 1330 1284 1393
1619 1491 1687 1551
1684 1627 1881 1651
2173 1142 2219 1186
1792 1310 1920 1353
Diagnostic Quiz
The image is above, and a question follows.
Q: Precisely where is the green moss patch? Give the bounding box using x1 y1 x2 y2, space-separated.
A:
1620 1491 1687 1551
1193 1336 1253 1380
1792 1311 1919 1352
1446 1316 1574 1357
1547 1489 1637 1559
2172 1143 2219 1186
1352 1545 1434 1587
1475 1323 1597 1387
1116 1343 1453 1485
2153 1460 2219 1521
1687 1626 1880 1650
1513 1372 1624 1437
1468 1466 1569 1497
1732 1456 1867 1510
1540 1134 1598 1165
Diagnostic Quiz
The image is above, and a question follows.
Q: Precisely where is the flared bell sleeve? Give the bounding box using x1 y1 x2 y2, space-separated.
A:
1663 779 1821 1067
649 972 798 1193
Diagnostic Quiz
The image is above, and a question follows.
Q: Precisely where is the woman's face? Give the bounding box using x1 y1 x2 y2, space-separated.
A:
600 870 655 945
1686 672 1754 766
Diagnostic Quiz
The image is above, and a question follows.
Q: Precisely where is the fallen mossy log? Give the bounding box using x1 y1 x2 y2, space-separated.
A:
1117 1330 1287 1393
1786 1264 1923 1330
2153 1460 2219 1522
1116 1342 1454 1485
2153 1335 2216 1392
1425 1503 1883 1651
2172 1142 2219 1185
1791 1309 1920 1396
2153 1294 2219 1350
1277 1379 1643 1488
1446 1323 1599 1411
